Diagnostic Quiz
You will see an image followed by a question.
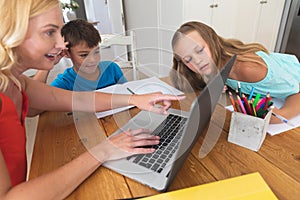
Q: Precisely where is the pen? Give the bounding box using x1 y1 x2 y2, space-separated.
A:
271 112 295 127
126 87 135 94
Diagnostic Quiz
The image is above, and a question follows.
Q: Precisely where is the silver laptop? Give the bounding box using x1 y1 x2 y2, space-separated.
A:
104 55 236 192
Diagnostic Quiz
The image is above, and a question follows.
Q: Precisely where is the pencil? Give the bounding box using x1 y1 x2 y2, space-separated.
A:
250 99 257 116
263 93 272 110
235 100 242 113
253 93 261 108
228 91 237 112
248 86 255 100
255 96 266 111
236 95 247 114
242 94 253 115
126 87 135 94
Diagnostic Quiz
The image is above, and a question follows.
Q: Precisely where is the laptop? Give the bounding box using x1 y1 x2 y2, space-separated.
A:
104 55 236 192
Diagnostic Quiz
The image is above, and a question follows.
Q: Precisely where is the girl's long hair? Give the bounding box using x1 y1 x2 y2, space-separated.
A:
171 21 269 92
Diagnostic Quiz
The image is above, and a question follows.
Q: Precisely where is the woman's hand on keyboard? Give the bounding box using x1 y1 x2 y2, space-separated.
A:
90 128 160 163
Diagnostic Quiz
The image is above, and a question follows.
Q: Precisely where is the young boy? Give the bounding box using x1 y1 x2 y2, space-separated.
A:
34 19 127 91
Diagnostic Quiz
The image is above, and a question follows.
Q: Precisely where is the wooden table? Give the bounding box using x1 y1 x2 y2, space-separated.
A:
29 93 300 200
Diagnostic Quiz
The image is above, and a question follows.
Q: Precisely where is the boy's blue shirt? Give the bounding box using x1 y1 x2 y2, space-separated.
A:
50 61 127 91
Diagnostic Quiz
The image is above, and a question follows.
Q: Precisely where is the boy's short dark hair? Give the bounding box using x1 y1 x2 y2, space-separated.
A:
61 19 101 50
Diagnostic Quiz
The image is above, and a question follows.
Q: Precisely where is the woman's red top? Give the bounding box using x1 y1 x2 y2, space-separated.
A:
0 91 28 186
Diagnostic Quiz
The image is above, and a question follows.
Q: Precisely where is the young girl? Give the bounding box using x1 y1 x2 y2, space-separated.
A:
171 21 300 124
0 0 183 199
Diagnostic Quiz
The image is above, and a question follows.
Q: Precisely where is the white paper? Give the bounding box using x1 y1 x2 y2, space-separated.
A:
95 105 134 118
95 77 184 118
225 98 300 136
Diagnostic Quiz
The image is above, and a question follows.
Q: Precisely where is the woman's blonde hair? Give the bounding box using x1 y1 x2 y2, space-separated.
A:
171 21 269 92
0 0 60 91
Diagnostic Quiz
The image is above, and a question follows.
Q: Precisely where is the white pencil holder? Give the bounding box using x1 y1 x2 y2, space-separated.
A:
228 110 272 151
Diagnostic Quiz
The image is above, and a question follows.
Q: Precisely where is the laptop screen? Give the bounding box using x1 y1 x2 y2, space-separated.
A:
165 55 236 189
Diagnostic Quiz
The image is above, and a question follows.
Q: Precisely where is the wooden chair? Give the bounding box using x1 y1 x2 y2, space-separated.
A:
100 31 138 80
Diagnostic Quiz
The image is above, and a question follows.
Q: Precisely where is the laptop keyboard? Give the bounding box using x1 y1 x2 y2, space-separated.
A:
127 114 188 173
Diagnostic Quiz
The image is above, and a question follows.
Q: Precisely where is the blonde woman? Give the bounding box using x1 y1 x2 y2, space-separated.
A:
171 21 300 124
0 0 184 199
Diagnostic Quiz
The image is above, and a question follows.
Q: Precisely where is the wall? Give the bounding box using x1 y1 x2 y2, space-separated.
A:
83 0 112 34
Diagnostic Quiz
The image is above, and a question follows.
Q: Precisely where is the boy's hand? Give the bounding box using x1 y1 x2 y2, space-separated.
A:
54 48 68 65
